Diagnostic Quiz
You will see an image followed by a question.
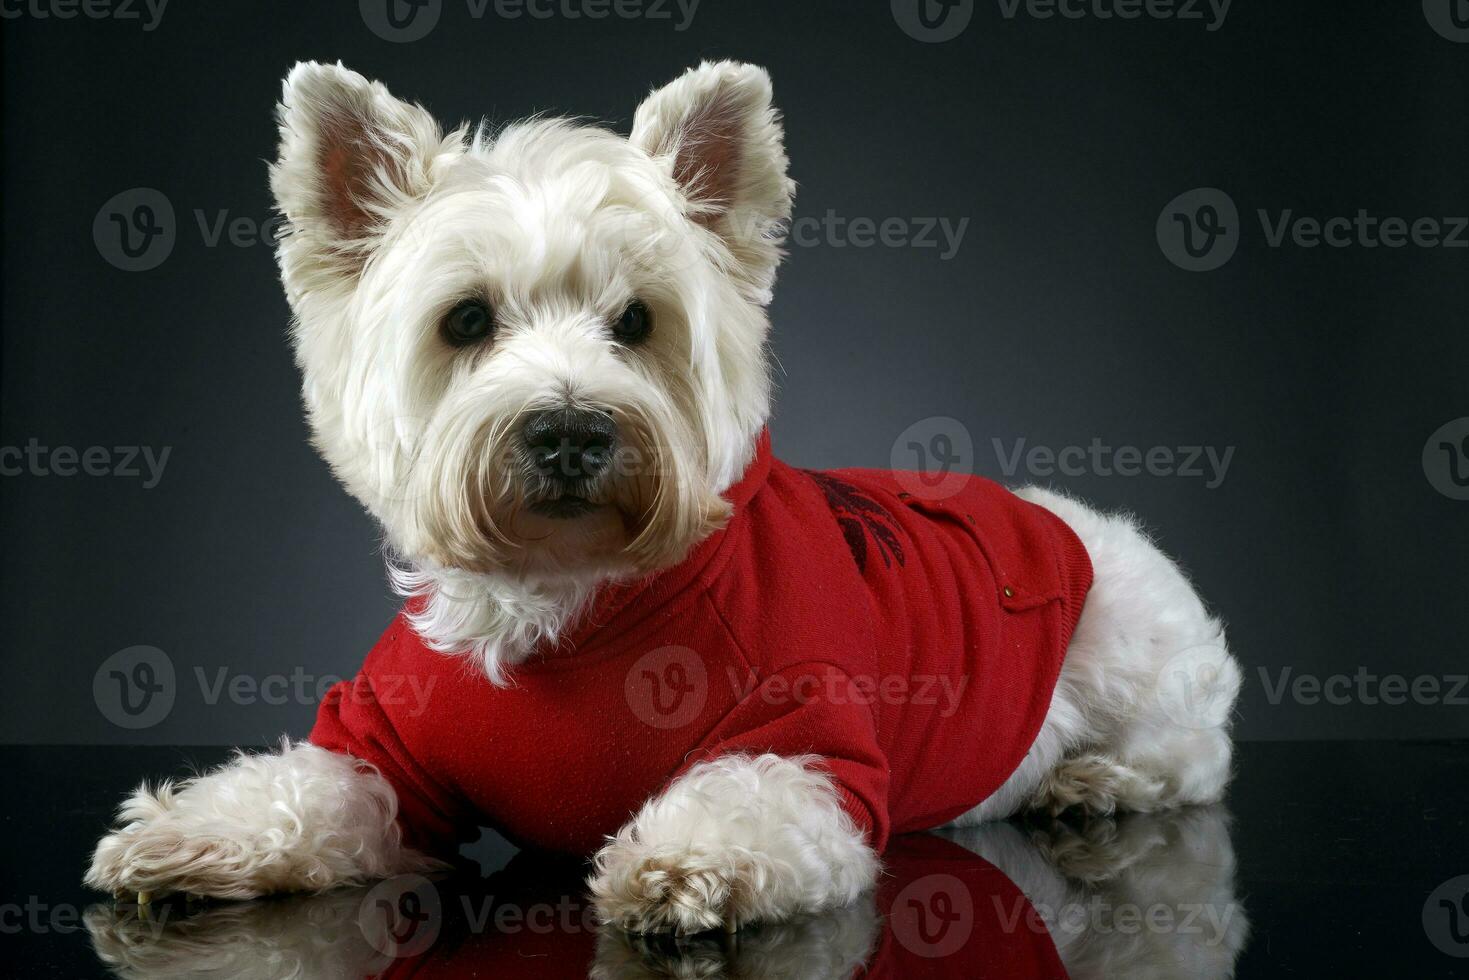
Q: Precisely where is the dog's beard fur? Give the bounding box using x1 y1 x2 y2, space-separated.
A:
407 379 729 580
272 61 789 681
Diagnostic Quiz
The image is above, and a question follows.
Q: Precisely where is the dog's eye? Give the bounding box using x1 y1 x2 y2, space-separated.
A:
442 300 494 347
612 301 653 345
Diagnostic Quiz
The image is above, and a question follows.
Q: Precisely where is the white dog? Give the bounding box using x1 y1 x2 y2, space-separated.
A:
87 60 1242 935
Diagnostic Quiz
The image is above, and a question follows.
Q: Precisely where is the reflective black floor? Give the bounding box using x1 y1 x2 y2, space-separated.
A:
4 741 1467 977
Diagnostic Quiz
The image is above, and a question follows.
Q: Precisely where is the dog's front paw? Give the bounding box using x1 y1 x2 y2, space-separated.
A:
588 839 779 934
587 756 879 935
85 743 435 901
85 784 259 901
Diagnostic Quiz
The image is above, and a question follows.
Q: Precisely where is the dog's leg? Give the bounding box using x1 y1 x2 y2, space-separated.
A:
1018 487 1242 816
85 740 440 900
588 753 878 934
951 489 1242 824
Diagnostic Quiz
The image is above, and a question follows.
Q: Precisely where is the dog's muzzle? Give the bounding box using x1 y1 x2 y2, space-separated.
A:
522 409 617 518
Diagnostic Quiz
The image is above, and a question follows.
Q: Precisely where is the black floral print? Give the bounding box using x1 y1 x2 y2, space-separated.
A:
802 470 907 573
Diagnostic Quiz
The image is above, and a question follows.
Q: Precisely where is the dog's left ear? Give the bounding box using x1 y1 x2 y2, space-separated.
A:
631 61 794 302
271 61 455 295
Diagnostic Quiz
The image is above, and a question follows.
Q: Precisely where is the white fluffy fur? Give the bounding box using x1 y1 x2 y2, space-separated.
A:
271 59 786 681
87 61 1243 936
85 811 1243 979
85 886 386 979
944 807 1247 979
85 741 439 899
951 488 1242 825
588 754 878 934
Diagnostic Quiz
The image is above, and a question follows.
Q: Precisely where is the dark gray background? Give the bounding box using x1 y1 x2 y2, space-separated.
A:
2 0 1465 745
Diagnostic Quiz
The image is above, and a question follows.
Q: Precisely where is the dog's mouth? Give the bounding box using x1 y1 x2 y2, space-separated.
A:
527 493 603 520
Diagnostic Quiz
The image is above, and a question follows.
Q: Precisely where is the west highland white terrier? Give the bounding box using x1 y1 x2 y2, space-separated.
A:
87 60 1242 934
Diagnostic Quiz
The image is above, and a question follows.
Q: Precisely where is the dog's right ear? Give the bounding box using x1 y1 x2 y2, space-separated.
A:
631 61 794 304
270 62 452 291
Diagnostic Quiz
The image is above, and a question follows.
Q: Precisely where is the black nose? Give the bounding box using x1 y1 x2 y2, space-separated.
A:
522 409 617 482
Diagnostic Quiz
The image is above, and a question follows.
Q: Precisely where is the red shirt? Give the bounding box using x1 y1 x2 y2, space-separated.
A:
310 432 1092 857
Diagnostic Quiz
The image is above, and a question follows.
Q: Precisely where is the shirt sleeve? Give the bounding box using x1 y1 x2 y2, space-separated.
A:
682 661 893 851
310 673 478 859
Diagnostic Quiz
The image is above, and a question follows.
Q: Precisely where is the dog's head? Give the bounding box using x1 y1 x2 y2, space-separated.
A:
270 61 791 580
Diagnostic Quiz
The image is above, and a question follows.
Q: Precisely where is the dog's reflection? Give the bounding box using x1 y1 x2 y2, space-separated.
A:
86 806 1246 979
